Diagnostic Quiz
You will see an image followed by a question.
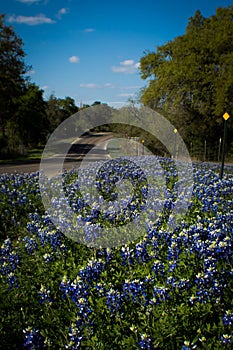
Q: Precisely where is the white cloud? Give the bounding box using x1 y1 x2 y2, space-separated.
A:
17 0 42 3
121 59 134 66
107 101 129 109
8 14 55 25
83 28 95 33
42 85 48 90
104 83 114 88
111 66 128 73
57 8 69 18
121 85 141 90
80 83 100 88
112 59 140 74
80 83 114 89
117 93 135 97
69 55 80 63
59 8 68 15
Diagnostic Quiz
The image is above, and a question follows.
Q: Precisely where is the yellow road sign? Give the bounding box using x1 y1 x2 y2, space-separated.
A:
223 112 230 121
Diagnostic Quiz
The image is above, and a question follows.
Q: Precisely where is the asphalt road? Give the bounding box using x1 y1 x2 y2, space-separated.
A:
0 133 113 175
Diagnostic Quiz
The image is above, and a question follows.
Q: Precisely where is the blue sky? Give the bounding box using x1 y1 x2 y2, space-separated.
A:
2 0 233 108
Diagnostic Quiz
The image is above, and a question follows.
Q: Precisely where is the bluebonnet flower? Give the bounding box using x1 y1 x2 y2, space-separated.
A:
168 260 177 272
106 288 124 312
146 223 157 241
152 260 165 277
60 276 89 302
0 238 20 288
27 216 42 235
95 282 106 296
163 198 175 211
65 321 83 349
220 334 232 345
1 156 233 349
153 286 170 303
194 267 225 302
167 238 181 261
123 279 147 304
138 334 156 349
17 194 27 205
38 285 53 304
23 236 38 254
135 239 150 263
181 339 198 350
222 311 233 327
166 276 177 288
60 276 93 332
46 228 64 252
43 253 53 263
23 327 45 349
60 275 70 299
0 237 12 254
189 295 197 305
181 346 190 350
203 256 217 269
8 272 19 289
26 212 66 254
176 278 191 291
96 247 112 261
74 297 93 329
6 249 20 273
78 259 105 286
121 245 134 266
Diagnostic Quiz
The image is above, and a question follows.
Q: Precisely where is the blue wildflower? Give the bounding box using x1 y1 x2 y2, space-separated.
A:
106 288 124 312
123 279 147 304
138 334 156 349
23 327 45 349
152 260 165 277
220 334 232 345
222 311 233 327
78 259 105 286
38 285 53 304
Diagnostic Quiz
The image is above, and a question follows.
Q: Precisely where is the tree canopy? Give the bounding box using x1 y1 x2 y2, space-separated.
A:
140 6 233 157
0 15 82 155
0 14 28 136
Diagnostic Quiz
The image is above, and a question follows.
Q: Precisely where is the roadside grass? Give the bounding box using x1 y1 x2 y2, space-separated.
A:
0 146 45 164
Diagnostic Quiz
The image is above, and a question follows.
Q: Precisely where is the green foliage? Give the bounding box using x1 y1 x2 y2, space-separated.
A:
15 83 47 146
0 15 82 155
45 94 79 133
140 6 233 155
0 14 28 137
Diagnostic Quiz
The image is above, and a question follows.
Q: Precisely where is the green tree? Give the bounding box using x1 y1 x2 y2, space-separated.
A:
140 6 233 157
45 94 62 132
0 14 28 137
58 96 79 122
45 95 79 132
15 83 47 146
92 101 101 106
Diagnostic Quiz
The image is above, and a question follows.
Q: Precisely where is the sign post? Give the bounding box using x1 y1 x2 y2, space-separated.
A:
173 128 177 159
220 112 230 179
141 139 144 155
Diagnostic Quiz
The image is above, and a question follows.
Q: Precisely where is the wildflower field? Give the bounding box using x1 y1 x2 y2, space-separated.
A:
0 157 232 349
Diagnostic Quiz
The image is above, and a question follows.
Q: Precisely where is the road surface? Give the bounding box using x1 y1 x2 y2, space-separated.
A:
0 133 113 175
